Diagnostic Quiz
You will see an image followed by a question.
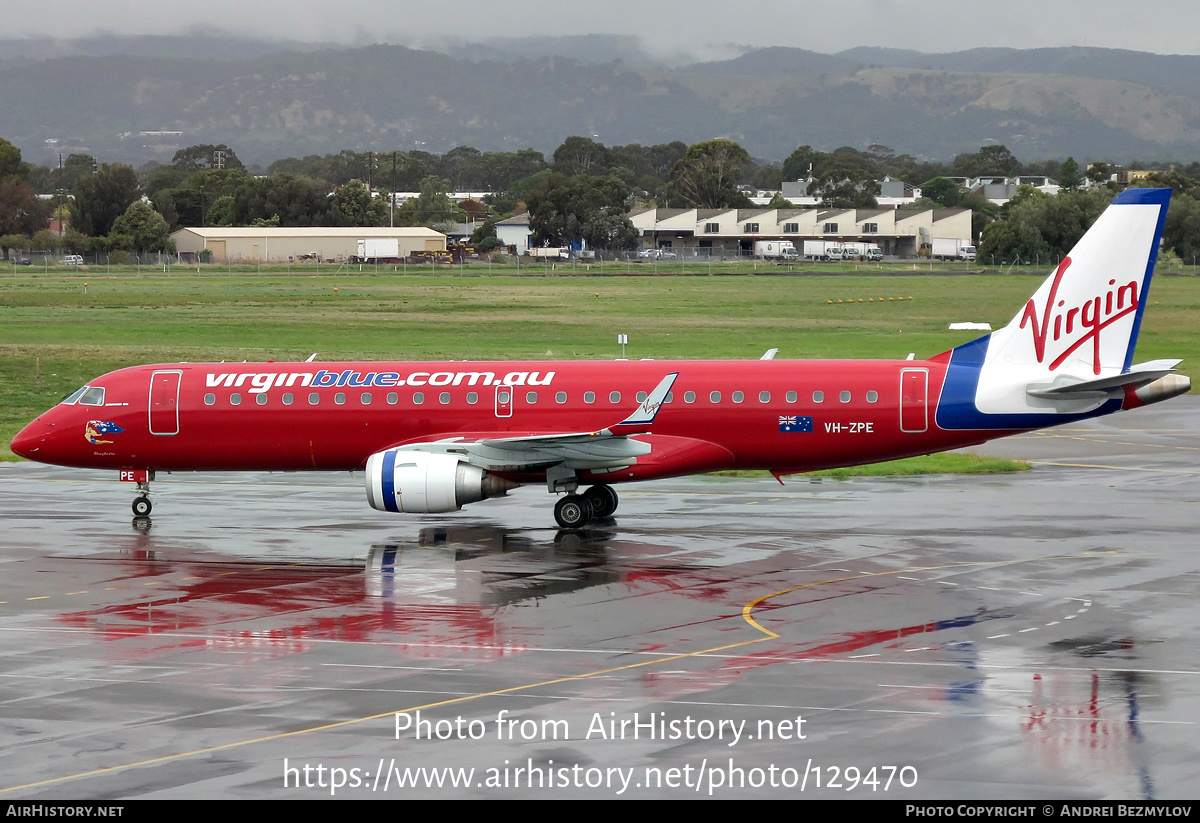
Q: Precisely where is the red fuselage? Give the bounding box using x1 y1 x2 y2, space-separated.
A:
11 358 1007 483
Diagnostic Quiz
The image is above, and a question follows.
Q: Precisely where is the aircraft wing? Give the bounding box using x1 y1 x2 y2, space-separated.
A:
389 373 679 472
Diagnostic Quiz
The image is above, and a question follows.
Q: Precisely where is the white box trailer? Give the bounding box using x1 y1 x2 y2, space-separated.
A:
358 238 400 260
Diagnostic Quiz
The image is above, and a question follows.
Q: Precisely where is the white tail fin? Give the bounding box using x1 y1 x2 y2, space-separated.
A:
985 188 1170 379
936 188 1173 429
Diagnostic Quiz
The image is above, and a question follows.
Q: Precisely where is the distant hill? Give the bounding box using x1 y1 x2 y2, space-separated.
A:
4 39 1200 167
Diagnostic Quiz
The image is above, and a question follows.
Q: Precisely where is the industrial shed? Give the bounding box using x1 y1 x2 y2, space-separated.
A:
170 226 447 264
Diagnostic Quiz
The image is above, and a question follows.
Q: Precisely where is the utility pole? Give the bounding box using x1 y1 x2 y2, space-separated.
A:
390 152 397 228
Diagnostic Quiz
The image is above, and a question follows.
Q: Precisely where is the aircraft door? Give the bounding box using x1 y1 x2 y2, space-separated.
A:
495 383 513 418
149 370 182 435
900 368 928 433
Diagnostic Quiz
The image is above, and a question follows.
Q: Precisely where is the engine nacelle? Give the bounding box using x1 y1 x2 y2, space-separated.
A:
365 450 516 513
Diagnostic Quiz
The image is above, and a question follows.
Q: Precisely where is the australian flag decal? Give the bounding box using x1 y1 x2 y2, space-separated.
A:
779 415 813 433
85 420 124 444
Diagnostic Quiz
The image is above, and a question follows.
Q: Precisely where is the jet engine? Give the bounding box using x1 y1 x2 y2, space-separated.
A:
365 450 517 513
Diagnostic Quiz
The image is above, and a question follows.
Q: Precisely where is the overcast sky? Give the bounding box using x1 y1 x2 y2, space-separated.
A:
11 0 1200 56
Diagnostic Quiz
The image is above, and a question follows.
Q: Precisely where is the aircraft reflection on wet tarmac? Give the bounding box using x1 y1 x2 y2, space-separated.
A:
2 401 1198 798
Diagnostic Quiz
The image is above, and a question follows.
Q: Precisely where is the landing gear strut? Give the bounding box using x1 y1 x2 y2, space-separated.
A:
131 477 152 517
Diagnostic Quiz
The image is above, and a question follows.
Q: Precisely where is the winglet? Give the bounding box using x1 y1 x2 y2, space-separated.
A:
616 372 679 427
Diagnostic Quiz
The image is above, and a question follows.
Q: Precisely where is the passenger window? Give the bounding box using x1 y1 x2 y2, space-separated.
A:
335 392 346 405
282 393 294 405
709 391 721 403
361 392 372 405
230 393 242 406
256 394 268 406
79 387 105 406
308 392 320 405
866 390 878 403
840 391 851 403
439 392 451 405
732 391 744 403
413 392 424 405
637 391 648 402
204 393 216 406
584 391 595 404
759 391 770 403
684 391 696 403
813 391 824 403
556 391 567 404
786 391 797 403
609 391 621 403
387 392 398 405
665 392 674 403
526 391 537 404
467 392 478 404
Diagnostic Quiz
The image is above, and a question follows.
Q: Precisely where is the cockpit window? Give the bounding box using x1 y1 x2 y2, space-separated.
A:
61 387 88 405
78 387 105 406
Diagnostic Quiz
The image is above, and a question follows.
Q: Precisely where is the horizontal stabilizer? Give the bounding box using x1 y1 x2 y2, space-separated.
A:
1027 359 1181 398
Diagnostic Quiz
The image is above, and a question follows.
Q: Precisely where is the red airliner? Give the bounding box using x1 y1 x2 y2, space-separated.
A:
10 189 1190 528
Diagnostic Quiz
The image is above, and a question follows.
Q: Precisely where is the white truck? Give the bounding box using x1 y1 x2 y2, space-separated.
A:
838 242 884 261
802 240 833 260
754 240 796 260
930 238 977 261
528 247 570 260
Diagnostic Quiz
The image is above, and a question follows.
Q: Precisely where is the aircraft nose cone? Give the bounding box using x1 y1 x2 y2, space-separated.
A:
10 419 48 459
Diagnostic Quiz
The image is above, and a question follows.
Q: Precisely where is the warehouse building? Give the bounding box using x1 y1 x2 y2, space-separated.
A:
629 206 972 257
170 226 447 264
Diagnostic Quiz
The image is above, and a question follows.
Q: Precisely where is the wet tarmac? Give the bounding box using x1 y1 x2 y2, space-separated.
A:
1 398 1198 799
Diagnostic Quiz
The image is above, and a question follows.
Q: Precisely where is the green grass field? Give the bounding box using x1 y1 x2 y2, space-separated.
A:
2 264 1196 466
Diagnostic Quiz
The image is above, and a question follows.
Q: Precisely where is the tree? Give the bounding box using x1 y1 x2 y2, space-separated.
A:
951 145 1021 177
1057 157 1082 191
0 137 26 183
807 167 880 208
527 173 635 250
978 188 1113 265
110 201 173 252
332 179 387 226
0 179 49 244
919 177 967 207
1161 192 1200 264
412 176 458 225
72 163 140 236
171 144 245 172
232 174 332 226
669 139 752 209
552 136 611 176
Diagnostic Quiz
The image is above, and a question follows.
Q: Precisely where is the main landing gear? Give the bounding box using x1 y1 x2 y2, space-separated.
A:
553 484 619 529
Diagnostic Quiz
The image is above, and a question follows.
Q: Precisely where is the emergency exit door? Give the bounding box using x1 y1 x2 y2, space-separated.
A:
900 368 928 433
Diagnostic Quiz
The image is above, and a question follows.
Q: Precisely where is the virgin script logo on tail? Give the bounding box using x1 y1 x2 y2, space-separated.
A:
1018 257 1140 375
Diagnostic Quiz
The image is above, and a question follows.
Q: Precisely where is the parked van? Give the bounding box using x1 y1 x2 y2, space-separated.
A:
61 255 84 266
